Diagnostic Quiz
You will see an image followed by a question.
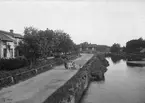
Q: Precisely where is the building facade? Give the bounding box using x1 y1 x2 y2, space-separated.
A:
79 44 97 53
0 30 23 59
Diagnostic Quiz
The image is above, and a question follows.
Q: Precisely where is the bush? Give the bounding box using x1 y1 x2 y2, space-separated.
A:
54 58 64 65
0 57 28 71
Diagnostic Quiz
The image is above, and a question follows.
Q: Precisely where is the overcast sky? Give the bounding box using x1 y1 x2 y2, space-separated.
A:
0 0 145 46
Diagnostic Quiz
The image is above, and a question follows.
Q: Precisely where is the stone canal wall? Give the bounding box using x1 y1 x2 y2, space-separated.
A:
43 54 109 103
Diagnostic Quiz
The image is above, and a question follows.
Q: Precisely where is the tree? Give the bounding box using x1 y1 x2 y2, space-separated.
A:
80 42 89 50
37 29 55 57
17 27 56 63
122 46 126 52
54 30 75 54
110 43 121 53
17 27 40 64
72 44 80 53
125 37 145 53
17 27 76 64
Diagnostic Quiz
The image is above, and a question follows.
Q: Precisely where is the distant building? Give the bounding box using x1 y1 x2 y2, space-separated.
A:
0 30 23 58
86 44 96 52
79 44 97 53
79 43 110 53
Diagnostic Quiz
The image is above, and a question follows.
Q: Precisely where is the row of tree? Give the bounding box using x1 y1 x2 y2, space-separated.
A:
110 43 121 53
125 38 145 53
17 27 79 63
110 37 145 53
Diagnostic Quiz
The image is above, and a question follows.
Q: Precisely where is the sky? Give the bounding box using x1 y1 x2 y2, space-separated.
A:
0 0 145 46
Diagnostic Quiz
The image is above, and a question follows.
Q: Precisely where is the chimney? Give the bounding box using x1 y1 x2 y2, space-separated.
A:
10 29 13 33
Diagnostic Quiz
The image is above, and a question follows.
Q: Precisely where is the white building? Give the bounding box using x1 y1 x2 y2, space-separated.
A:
0 30 23 58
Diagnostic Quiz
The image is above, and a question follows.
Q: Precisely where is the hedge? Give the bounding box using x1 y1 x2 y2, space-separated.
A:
0 57 28 70
0 54 78 79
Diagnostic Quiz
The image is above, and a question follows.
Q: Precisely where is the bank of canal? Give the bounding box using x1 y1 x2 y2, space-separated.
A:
80 58 145 103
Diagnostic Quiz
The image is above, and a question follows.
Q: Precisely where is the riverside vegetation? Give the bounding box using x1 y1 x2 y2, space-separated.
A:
109 37 145 61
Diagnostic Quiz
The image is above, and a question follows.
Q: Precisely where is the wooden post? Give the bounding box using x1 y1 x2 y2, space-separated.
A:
11 76 14 84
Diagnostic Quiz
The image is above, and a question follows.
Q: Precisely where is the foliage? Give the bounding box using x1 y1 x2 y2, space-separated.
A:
17 27 78 63
80 42 89 50
110 43 121 53
0 57 28 70
95 45 110 52
110 55 121 64
53 30 75 54
17 27 40 63
125 37 145 53
122 46 126 52
0 53 78 80
37 29 55 57
72 44 80 53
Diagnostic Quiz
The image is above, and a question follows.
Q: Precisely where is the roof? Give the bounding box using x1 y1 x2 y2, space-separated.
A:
79 44 97 48
87 44 97 48
0 30 23 39
0 32 14 42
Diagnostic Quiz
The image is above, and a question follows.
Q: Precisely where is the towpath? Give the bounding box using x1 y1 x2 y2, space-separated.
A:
0 53 93 103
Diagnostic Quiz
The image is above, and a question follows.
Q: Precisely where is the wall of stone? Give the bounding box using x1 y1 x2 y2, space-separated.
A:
43 54 109 103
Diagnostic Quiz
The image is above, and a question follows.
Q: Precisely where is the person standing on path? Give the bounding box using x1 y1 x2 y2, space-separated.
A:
62 56 68 69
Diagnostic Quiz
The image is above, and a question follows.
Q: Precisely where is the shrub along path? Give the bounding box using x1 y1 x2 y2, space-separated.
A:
0 57 55 79
0 54 77 79
0 53 93 103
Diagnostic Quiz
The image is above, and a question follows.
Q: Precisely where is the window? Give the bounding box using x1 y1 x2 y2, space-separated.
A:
10 49 13 58
3 48 7 58
15 48 17 57
3 42 6 45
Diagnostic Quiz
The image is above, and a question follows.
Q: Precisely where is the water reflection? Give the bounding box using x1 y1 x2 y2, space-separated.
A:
110 56 145 67
80 57 145 103
110 56 121 64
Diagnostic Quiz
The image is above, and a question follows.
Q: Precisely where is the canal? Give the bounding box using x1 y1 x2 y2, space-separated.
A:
80 57 145 103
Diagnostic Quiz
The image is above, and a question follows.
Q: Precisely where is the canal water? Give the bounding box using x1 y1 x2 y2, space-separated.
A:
80 58 145 103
